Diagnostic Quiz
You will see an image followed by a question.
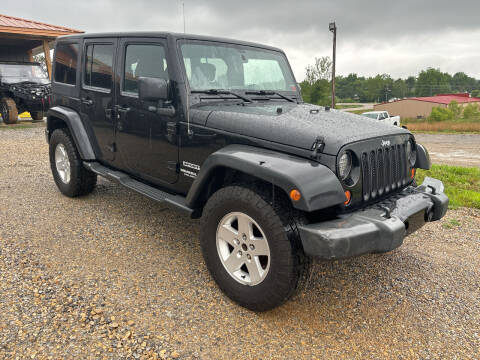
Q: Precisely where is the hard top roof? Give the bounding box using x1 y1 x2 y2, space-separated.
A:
56 31 284 53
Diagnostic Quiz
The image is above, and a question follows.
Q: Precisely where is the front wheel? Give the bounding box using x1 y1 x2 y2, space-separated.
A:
0 97 18 124
200 185 310 311
30 111 45 121
49 128 97 197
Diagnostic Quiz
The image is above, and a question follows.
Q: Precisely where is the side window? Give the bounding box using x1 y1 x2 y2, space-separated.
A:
54 43 79 85
84 43 114 90
123 44 168 94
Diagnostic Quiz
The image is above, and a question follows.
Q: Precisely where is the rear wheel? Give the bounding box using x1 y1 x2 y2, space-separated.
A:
0 97 18 124
49 128 97 197
30 111 45 121
200 185 311 311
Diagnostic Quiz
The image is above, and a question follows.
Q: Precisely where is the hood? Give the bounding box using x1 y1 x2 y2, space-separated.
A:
203 102 410 155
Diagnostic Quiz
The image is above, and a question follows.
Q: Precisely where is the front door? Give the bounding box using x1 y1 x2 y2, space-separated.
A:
114 38 178 184
79 38 117 163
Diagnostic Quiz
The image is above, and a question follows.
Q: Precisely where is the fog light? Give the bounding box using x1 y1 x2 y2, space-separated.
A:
344 190 351 205
290 189 301 201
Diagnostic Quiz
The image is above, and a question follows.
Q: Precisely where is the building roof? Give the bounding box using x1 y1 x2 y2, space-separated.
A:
0 13 82 38
410 93 480 105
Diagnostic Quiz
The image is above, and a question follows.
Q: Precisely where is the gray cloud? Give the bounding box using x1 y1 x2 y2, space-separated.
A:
4 0 480 79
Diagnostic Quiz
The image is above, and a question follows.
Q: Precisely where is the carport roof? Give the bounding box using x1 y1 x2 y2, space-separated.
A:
0 13 82 38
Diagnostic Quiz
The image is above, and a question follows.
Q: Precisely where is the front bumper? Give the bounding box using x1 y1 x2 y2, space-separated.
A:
298 177 448 259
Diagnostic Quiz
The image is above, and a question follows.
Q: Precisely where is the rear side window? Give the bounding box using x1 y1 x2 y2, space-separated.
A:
123 44 168 94
54 43 79 85
84 44 114 90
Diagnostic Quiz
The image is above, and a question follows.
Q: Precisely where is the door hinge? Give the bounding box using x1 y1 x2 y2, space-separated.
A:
167 161 180 173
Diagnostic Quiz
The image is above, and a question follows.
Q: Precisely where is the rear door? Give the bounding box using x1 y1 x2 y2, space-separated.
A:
79 38 117 163
114 37 178 184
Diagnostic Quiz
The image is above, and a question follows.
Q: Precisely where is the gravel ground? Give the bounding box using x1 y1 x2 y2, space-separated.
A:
1 126 479 359
414 133 480 168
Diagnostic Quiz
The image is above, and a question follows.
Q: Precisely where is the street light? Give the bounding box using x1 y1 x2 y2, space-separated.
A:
329 22 337 109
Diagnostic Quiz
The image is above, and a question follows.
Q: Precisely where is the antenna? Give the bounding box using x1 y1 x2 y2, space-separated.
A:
183 2 186 33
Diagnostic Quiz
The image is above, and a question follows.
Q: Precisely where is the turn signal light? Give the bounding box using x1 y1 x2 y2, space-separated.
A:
290 189 301 201
411 168 416 179
344 190 352 205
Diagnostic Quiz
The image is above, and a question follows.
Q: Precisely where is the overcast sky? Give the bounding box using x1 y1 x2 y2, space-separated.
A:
5 0 480 80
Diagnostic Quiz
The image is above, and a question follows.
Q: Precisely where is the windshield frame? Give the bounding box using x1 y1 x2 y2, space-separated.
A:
0 62 49 84
176 38 300 102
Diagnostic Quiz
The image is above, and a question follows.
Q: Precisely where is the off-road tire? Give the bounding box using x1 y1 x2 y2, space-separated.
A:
0 97 18 124
49 128 97 197
30 111 45 121
200 185 311 311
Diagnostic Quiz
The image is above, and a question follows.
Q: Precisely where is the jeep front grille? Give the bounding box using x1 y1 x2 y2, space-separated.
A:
361 143 410 201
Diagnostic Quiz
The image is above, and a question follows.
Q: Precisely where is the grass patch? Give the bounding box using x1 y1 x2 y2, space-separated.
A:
442 218 461 229
0 122 45 130
416 164 480 209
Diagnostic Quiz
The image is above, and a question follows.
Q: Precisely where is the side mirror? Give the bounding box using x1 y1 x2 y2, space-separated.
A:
138 77 168 101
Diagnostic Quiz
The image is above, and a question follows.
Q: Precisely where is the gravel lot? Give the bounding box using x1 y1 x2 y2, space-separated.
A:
1 127 479 359
414 133 480 168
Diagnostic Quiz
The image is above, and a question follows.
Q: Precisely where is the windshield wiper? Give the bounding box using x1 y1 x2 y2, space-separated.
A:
245 90 296 103
191 89 252 103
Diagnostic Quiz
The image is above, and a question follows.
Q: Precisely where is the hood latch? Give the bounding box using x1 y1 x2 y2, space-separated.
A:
310 136 325 159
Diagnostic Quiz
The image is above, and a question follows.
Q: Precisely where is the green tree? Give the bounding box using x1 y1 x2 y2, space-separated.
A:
405 76 416 97
415 68 452 97
471 90 480 98
300 79 331 106
451 72 476 92
305 56 332 84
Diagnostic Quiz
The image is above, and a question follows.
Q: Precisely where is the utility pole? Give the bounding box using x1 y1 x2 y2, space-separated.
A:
329 22 337 109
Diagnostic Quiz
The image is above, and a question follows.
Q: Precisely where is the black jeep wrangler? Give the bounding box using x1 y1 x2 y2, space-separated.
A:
0 61 51 124
46 32 448 311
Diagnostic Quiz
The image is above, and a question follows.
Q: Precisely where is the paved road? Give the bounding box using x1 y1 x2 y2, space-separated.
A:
414 133 480 168
0 127 479 359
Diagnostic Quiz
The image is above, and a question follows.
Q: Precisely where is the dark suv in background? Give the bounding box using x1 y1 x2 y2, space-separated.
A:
46 32 448 311
0 61 51 124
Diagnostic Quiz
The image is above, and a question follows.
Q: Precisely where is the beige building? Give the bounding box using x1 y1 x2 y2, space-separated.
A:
373 93 480 119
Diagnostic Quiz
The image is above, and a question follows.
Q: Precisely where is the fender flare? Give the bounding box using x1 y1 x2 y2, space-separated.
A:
46 106 96 160
415 143 431 170
186 145 346 212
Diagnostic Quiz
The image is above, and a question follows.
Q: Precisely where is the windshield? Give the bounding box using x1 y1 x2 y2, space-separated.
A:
180 41 297 92
363 113 379 119
0 63 49 84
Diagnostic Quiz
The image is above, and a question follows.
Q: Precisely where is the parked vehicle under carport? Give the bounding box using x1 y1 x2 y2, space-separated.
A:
0 61 51 124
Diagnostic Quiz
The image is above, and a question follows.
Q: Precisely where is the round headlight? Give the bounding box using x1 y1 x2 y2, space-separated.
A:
338 152 352 180
406 140 416 166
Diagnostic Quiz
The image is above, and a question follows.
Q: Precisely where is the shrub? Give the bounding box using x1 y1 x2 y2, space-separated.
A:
448 101 462 118
428 106 454 122
463 103 480 119
471 90 480 98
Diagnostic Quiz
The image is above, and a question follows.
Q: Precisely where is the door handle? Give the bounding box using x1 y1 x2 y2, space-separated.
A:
81 98 93 106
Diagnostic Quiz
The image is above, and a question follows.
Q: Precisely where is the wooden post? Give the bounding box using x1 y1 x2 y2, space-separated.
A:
42 40 52 80
27 49 34 62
